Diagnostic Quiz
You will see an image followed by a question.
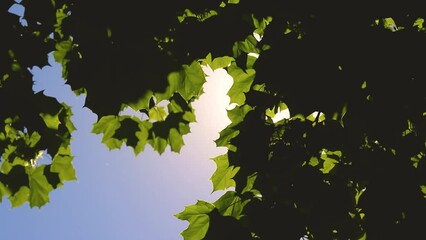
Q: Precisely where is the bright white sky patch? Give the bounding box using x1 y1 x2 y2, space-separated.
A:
271 107 290 123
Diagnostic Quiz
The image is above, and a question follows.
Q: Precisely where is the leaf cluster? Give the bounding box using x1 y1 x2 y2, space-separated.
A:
1 1 426 239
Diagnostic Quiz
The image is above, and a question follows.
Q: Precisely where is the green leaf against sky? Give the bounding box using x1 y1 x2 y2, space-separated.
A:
126 90 153 112
148 106 167 121
210 153 239 192
175 200 215 240
134 121 152 155
51 147 76 181
215 104 252 150
91 115 122 150
168 128 185 152
158 61 205 102
200 54 234 70
28 165 54 208
9 186 30 208
227 104 253 128
40 111 61 130
213 191 247 219
232 35 259 58
226 63 255 105
214 128 239 151
148 132 169 155
0 181 11 202
3 1 426 238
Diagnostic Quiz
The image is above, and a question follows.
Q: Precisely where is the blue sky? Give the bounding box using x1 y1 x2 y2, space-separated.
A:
0 54 233 239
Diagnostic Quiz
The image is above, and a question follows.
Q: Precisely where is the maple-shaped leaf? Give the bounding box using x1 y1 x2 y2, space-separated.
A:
91 115 122 150
213 191 248 219
51 146 76 181
214 128 239 151
9 186 30 208
226 63 255 106
28 165 54 208
175 200 215 240
0 181 11 203
226 104 253 128
215 105 252 150
133 121 152 155
126 90 153 112
210 153 239 192
157 61 205 102
39 110 62 130
200 54 235 70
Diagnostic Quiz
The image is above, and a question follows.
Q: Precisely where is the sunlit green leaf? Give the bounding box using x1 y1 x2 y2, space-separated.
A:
9 186 30 208
210 153 239 191
215 128 239 151
127 90 153 112
211 56 234 70
227 63 255 105
162 61 205 102
169 128 184 152
148 133 168 155
40 112 61 130
51 147 76 181
92 116 122 150
214 191 248 219
175 200 215 221
148 106 167 121
134 121 152 155
241 172 258 194
227 104 253 128
0 181 11 202
175 200 215 239
28 165 53 208
180 214 210 240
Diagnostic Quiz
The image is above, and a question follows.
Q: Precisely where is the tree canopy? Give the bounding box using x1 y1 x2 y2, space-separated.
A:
1 0 426 239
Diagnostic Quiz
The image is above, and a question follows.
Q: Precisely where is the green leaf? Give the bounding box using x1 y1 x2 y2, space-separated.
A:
148 133 168 154
28 131 41 147
51 149 76 181
241 172 258 194
227 104 253 128
61 104 76 133
40 111 61 130
214 128 239 151
227 63 256 105
180 214 210 240
28 165 54 208
148 106 167 121
211 56 235 70
53 39 74 77
161 61 205 102
210 153 239 191
9 186 30 208
175 200 215 240
169 128 184 152
92 116 120 136
420 185 426 198
182 111 196 122
175 200 215 239
320 149 341 174
0 181 11 202
215 128 240 152
127 90 153 111
134 121 152 155
413 18 425 31
213 191 248 219
175 200 215 221
92 116 123 150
